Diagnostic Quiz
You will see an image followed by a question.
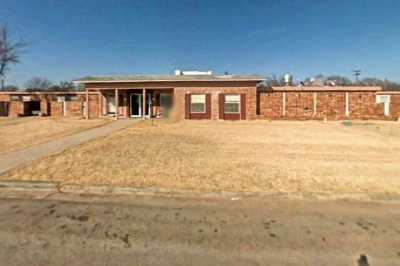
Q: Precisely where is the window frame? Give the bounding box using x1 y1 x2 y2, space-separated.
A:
224 94 241 114
190 94 206 114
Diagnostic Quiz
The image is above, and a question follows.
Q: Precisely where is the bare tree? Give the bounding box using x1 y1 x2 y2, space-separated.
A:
0 25 27 90
47 81 77 92
25 77 53 91
3 84 18 91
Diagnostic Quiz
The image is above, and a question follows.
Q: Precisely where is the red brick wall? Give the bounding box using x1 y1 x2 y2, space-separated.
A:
50 101 63 117
0 93 97 118
259 90 398 120
66 101 83 117
85 81 258 120
315 92 346 120
2 87 398 121
391 95 400 118
258 92 284 119
286 92 314 119
87 94 100 118
9 101 24 117
349 92 384 119
0 95 10 101
47 95 96 118
174 86 257 120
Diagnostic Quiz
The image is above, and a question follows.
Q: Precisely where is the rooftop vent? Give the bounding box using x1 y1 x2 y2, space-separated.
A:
284 74 293 86
174 70 213 76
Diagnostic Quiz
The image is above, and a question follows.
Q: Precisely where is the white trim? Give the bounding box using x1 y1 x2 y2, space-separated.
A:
345 92 350 117
73 78 265 84
105 94 116 115
384 102 390 116
282 92 286 116
313 92 317 115
271 86 382 92
63 101 67 117
130 93 152 118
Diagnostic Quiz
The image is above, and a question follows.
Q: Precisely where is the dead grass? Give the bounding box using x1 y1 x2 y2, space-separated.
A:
2 120 400 195
0 117 111 154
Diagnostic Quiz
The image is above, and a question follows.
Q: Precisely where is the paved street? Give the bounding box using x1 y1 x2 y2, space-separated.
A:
0 191 399 266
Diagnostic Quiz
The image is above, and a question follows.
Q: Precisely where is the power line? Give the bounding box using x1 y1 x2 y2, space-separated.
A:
352 70 361 82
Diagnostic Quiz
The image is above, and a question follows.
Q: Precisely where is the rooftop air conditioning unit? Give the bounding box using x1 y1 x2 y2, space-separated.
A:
181 70 213 75
284 74 293 86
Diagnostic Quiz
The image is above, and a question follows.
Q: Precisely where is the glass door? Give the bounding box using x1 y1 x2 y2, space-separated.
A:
107 95 116 114
130 94 142 117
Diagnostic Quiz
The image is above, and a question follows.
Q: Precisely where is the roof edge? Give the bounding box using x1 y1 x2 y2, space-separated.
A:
0 91 90 95
268 86 383 92
73 78 265 84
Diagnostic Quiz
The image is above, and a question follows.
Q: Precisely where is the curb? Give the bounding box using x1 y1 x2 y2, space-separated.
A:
59 184 248 199
58 185 400 202
0 180 60 192
2 181 400 203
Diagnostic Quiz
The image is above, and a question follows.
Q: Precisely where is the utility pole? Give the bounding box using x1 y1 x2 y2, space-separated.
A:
0 75 4 91
352 70 361 83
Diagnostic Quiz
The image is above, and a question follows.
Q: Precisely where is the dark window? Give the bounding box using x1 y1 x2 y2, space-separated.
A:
160 93 173 109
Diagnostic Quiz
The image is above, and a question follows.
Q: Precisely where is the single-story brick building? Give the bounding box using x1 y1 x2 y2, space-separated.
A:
1 73 399 120
0 91 96 118
75 73 400 121
75 74 263 120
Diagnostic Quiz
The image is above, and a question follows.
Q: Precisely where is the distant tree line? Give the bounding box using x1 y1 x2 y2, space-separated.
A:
24 77 83 92
266 74 400 91
1 77 83 91
21 77 84 91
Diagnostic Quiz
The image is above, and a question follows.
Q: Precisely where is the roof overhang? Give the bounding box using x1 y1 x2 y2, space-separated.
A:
73 74 265 84
266 86 383 92
0 91 90 95
73 79 265 84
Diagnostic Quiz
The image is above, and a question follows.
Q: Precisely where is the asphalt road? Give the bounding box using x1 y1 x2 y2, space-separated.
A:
0 191 399 266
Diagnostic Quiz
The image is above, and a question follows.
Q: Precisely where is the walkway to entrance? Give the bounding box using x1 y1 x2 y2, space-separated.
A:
0 119 139 175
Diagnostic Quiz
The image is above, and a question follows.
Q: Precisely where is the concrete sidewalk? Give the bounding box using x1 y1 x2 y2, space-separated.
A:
0 119 138 175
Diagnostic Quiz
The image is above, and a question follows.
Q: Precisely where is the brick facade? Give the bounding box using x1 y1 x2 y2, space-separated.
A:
1 85 399 121
0 92 99 118
85 80 258 120
174 85 256 120
258 88 399 121
390 94 400 117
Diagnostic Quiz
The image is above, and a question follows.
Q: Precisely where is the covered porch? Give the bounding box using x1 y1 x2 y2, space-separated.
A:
85 88 173 120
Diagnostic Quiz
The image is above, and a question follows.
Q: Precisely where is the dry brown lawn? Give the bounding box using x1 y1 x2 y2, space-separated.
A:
2 120 400 195
0 117 111 154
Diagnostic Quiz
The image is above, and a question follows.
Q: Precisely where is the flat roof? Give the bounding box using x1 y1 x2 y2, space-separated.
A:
376 90 400 95
269 86 382 92
74 74 265 83
0 91 91 95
